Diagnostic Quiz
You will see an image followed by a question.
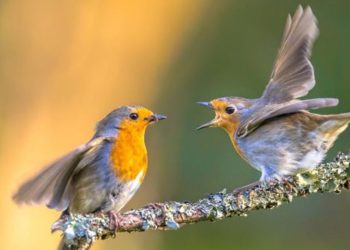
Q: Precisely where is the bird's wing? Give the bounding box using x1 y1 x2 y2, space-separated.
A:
13 137 113 211
263 5 318 103
237 6 338 137
237 98 338 137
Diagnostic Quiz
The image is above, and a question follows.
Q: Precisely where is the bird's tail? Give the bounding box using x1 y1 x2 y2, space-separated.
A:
318 112 350 148
324 112 350 124
333 112 350 121
57 238 70 250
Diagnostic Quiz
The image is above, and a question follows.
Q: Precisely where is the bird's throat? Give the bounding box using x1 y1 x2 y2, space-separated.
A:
225 124 247 162
110 127 148 182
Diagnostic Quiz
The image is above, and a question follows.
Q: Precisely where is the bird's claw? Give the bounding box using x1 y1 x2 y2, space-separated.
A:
233 181 261 194
145 202 164 211
107 211 122 230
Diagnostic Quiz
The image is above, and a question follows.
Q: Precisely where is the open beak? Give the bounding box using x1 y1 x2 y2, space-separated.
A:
147 114 167 123
196 119 218 130
196 101 218 130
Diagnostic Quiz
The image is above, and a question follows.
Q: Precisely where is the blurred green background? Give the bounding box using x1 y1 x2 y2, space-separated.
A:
1 0 350 250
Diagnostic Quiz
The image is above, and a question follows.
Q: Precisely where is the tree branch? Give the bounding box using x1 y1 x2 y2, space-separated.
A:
52 152 350 250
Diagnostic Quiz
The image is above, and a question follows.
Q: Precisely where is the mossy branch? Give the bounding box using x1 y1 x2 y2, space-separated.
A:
52 153 350 250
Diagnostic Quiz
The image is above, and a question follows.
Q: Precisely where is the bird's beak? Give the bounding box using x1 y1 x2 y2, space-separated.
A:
196 101 218 130
196 101 213 109
196 119 218 130
146 114 167 123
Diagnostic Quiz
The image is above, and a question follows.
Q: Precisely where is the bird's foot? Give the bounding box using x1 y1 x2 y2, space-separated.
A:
107 211 122 230
234 176 295 194
145 202 165 213
234 181 262 194
280 176 295 191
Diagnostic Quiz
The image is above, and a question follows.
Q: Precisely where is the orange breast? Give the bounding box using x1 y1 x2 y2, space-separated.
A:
223 118 247 162
230 136 247 161
110 127 148 183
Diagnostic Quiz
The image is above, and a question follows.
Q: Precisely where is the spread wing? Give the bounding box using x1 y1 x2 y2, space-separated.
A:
263 5 319 103
237 6 338 137
13 137 113 211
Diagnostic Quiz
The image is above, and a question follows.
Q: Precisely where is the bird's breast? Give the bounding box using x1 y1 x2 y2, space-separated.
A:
230 135 248 161
223 121 248 161
110 129 148 183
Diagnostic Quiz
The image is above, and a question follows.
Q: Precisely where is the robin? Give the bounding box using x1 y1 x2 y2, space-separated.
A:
197 6 350 183
13 105 166 248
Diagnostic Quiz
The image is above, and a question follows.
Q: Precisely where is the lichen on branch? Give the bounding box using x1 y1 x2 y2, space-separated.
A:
52 152 350 250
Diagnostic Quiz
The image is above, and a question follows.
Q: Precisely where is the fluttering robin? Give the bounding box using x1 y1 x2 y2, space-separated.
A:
13 105 166 248
197 6 350 182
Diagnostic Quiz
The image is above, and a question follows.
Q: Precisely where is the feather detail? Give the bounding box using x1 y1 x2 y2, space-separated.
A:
264 5 319 102
12 137 112 211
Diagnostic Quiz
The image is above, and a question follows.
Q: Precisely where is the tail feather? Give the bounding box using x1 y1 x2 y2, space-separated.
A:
317 112 350 144
329 112 350 121
320 112 350 125
308 112 350 152
58 238 70 250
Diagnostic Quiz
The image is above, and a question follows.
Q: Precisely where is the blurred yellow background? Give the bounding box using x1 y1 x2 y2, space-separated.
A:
0 1 210 249
1 1 350 250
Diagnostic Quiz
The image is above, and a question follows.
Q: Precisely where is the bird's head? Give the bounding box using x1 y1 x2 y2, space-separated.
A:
95 105 166 137
197 97 253 134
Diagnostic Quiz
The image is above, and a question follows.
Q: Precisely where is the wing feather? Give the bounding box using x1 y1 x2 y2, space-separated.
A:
263 6 319 102
238 98 339 137
13 137 112 211
237 6 338 138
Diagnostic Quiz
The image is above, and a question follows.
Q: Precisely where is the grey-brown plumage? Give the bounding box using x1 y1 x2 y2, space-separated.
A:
13 106 166 249
13 138 105 211
237 6 338 137
12 127 118 213
236 111 350 180
198 6 350 181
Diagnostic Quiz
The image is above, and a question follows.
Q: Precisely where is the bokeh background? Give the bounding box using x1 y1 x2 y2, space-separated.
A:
1 0 350 249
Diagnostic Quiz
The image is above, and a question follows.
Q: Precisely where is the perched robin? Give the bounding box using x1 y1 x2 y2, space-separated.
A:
13 105 166 248
197 6 350 182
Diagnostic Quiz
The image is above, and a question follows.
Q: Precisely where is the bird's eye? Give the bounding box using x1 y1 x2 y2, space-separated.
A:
129 113 139 120
225 106 236 114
